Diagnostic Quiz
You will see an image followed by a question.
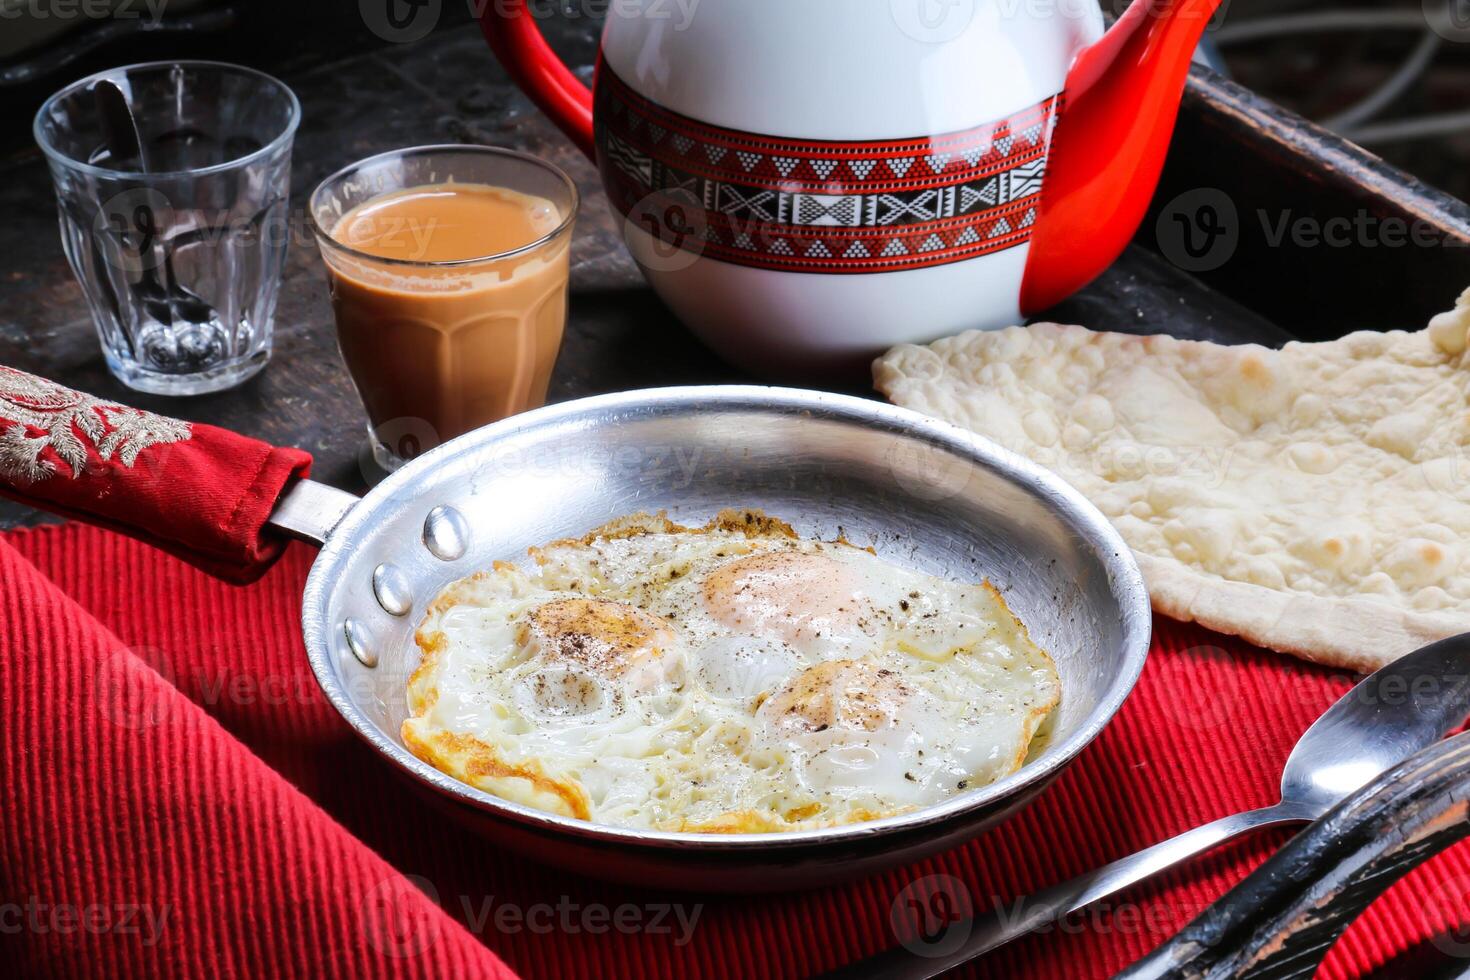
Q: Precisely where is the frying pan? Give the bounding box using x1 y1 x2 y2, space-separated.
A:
0 374 1150 891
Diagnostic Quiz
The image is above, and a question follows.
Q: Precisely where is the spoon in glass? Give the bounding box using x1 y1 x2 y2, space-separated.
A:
93 79 216 328
825 632 1470 980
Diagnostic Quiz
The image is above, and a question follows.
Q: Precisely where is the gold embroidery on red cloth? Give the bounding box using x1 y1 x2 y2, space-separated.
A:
0 368 192 483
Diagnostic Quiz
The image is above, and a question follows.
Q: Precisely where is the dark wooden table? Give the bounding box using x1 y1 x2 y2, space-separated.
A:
0 21 1413 529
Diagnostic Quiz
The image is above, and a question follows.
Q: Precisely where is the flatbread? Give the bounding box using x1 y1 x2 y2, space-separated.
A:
874 290 1470 671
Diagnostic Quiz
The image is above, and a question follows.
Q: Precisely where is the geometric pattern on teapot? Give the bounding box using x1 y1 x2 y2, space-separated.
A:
595 65 1058 274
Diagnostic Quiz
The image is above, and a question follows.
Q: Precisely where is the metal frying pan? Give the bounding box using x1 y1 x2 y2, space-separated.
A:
6 379 1152 891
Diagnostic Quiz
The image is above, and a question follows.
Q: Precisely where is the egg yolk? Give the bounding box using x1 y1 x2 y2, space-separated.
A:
701 551 864 647
519 598 674 679
761 660 913 734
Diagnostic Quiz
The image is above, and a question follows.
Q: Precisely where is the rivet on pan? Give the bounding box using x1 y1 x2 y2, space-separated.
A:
423 505 469 561
343 618 377 668
372 562 413 617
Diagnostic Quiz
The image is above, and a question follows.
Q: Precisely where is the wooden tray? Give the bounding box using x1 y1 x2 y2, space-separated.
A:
1145 67 1470 339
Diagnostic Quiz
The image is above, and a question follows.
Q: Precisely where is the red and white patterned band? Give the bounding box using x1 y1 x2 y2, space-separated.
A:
594 65 1058 274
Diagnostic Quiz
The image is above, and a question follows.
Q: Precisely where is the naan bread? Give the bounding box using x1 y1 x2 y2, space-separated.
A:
874 290 1470 671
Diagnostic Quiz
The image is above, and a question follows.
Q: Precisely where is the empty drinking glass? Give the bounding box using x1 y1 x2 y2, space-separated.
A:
34 61 300 395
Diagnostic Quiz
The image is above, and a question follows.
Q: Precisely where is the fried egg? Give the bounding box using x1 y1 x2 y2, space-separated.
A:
402 511 1060 832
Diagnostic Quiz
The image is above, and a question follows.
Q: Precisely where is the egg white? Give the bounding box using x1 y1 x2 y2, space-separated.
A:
402 511 1060 832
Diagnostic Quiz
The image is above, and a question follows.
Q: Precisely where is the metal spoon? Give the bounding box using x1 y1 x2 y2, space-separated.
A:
92 79 216 329
826 633 1470 980
93 78 148 171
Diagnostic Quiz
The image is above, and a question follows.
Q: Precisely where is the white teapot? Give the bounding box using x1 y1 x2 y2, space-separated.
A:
483 0 1220 374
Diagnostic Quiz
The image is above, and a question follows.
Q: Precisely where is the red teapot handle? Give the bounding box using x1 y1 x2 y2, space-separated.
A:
479 4 596 158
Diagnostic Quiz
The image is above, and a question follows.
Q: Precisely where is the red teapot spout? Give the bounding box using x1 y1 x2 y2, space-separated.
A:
1020 0 1223 313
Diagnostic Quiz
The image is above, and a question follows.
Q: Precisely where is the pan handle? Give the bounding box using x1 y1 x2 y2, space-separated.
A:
0 365 313 583
267 478 360 546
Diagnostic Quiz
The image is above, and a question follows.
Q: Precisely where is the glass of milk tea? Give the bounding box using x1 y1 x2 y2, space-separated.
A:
309 145 578 470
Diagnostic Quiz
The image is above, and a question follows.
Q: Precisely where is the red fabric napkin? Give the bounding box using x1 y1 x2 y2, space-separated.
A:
3 521 1469 979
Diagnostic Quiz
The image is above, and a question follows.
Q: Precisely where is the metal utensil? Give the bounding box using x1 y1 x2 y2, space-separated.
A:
132 205 217 328
91 78 217 329
1121 725 1470 979
831 632 1470 978
93 79 147 169
0 379 1153 891
289 386 1152 890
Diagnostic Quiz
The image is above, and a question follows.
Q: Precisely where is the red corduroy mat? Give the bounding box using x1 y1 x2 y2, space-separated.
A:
3 522 1469 979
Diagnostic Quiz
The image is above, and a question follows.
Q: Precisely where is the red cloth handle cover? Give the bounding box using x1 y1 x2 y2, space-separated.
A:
0 365 311 583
